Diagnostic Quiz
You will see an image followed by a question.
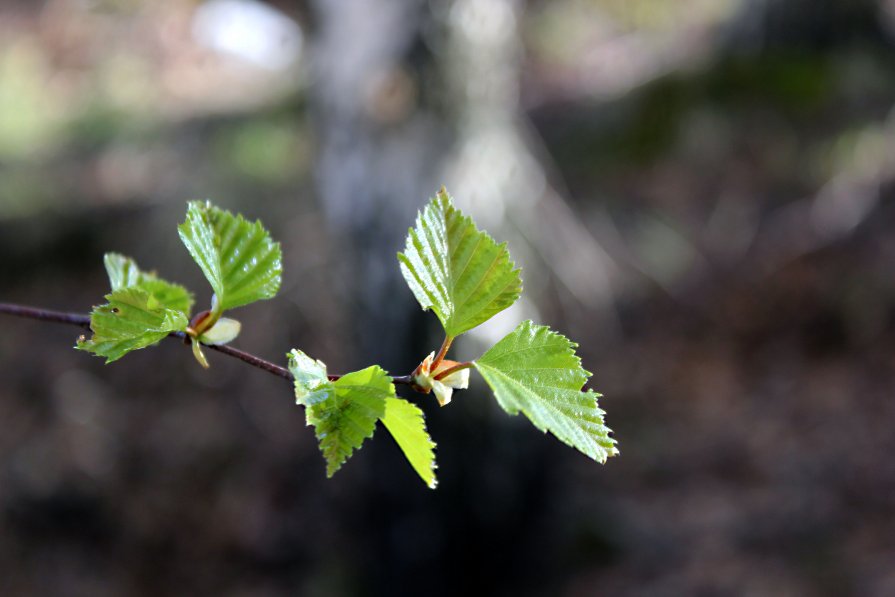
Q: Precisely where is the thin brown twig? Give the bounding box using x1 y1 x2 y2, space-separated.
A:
0 302 414 386
0 303 91 328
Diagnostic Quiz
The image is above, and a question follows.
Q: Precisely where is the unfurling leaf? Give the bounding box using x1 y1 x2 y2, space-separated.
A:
398 187 522 338
411 351 470 407
474 320 618 463
104 253 193 315
288 349 332 406
77 287 189 363
287 353 438 487
178 201 282 313
198 317 241 346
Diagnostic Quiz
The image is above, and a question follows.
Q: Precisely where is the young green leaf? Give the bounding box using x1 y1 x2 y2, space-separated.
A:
288 352 438 487
380 397 438 488
104 253 193 314
300 365 390 477
105 252 151 290
178 201 282 312
288 349 332 406
398 187 522 338
474 320 618 463
77 287 189 363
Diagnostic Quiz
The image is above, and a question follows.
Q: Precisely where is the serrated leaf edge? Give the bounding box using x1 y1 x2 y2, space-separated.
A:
474 320 618 463
397 188 522 337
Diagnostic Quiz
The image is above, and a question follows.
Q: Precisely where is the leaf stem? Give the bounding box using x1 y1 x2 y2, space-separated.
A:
325 373 413 385
431 335 453 369
0 302 415 387
433 361 474 381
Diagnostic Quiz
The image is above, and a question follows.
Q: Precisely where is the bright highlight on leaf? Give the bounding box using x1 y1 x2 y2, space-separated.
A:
104 253 193 315
178 201 282 313
77 287 189 363
474 320 618 463
288 351 438 487
398 187 522 338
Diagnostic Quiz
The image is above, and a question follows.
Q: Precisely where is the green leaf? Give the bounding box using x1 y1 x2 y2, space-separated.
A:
288 349 332 406
380 397 438 488
304 365 391 477
139 280 193 315
77 287 189 363
104 253 193 314
287 354 438 486
105 252 150 290
177 201 282 312
474 320 618 463
398 187 522 338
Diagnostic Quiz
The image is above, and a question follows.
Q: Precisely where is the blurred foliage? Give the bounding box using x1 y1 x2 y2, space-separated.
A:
213 118 308 184
0 40 65 159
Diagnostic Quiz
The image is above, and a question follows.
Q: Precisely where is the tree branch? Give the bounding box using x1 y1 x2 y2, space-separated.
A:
0 303 91 327
0 302 413 386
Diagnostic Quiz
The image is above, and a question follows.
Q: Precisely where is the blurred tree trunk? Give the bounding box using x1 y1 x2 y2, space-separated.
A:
304 4 583 596
443 0 617 337
306 0 450 373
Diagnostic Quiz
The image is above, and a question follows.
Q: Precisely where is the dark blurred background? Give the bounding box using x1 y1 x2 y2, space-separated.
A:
2 0 895 595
